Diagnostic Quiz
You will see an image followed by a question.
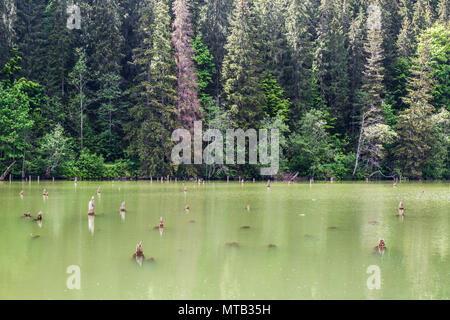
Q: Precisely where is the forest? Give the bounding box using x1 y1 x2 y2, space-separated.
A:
0 0 448 180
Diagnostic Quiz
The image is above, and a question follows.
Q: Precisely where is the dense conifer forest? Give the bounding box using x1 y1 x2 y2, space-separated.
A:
0 0 448 180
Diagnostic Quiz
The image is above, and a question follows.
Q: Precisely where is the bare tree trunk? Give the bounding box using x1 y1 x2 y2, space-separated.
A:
353 112 368 177
45 166 51 178
0 161 16 181
80 73 83 150
22 148 26 180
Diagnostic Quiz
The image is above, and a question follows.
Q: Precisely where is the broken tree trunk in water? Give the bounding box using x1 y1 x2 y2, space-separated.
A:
0 161 16 181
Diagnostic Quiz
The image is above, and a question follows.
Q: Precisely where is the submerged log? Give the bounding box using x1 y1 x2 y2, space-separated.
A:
0 161 16 181
225 242 239 247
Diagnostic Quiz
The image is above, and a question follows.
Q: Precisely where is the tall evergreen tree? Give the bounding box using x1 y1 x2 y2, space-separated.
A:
412 0 433 40
97 72 125 160
172 0 203 130
353 1 395 175
198 0 233 101
221 0 265 129
14 0 47 82
192 34 217 123
285 0 316 122
254 0 292 95
43 0 77 99
348 6 366 132
395 31 436 178
397 0 415 59
437 0 449 24
315 0 351 136
0 0 17 66
81 0 124 76
127 0 178 176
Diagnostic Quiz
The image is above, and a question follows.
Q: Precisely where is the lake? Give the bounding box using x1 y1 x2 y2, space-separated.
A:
0 180 448 299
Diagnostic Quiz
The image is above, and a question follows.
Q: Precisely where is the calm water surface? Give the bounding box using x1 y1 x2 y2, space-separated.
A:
0 181 448 299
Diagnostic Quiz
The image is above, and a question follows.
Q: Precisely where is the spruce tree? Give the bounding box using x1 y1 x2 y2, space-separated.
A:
172 0 203 130
198 0 233 101
437 0 449 24
285 0 315 122
81 0 124 76
315 0 351 136
0 0 17 66
254 0 292 95
43 0 77 99
127 0 178 176
221 0 265 129
348 6 366 129
192 34 217 123
395 31 436 178
397 0 414 59
97 72 125 161
412 0 433 40
353 0 395 175
14 0 47 82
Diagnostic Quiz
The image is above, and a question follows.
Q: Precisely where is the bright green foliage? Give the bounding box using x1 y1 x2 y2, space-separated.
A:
261 73 290 122
424 24 450 111
286 109 334 178
0 79 34 164
192 35 216 103
68 149 105 179
192 34 217 124
423 108 449 179
36 124 74 177
0 46 22 87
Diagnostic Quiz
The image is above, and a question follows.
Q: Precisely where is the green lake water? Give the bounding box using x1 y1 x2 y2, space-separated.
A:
0 181 448 300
